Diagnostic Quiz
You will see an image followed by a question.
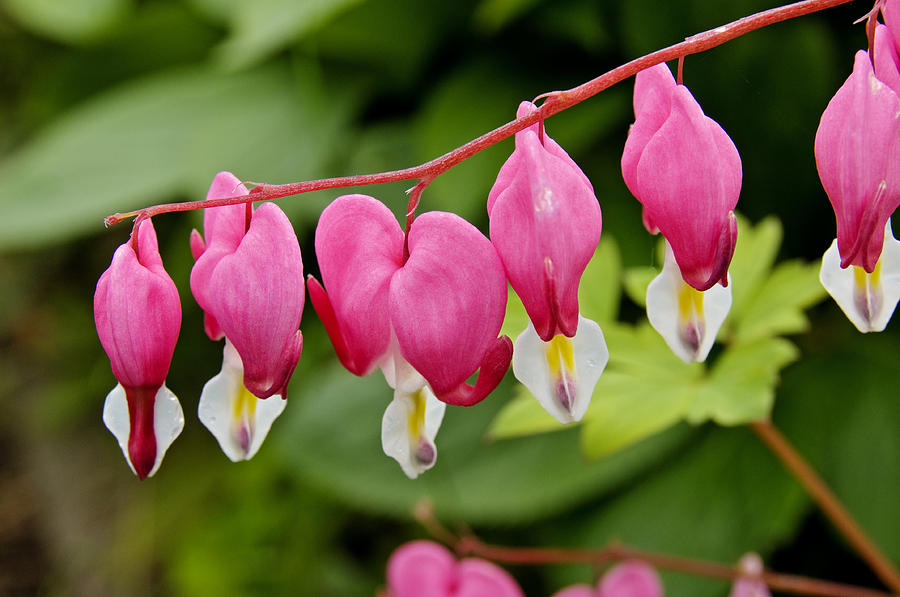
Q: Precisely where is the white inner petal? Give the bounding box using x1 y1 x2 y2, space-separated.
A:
820 220 900 333
512 314 609 424
198 341 286 462
646 242 732 363
102 382 184 477
381 379 445 480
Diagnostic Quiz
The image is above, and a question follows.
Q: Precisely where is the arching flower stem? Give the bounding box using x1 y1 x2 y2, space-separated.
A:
104 0 854 227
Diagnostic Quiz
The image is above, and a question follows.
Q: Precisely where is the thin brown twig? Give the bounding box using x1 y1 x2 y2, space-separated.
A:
104 0 854 226
751 420 900 594
413 504 895 597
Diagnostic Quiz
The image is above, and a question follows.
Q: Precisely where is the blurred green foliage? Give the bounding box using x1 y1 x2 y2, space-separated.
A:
0 0 896 596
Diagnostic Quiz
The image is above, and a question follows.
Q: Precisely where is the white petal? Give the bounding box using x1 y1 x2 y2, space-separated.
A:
646 243 732 363
820 221 900 333
381 383 446 479
102 382 184 478
378 328 428 394
512 314 609 424
198 341 286 462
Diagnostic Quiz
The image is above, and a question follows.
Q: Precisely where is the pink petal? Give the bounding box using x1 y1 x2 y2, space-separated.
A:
815 50 900 272
386 541 523 597
598 561 663 597
386 541 458 597
455 558 524 597
391 211 510 405
622 63 677 210
94 218 181 389
884 0 900 53
875 23 900 95
191 202 304 398
312 194 404 376
489 104 601 340
631 83 740 289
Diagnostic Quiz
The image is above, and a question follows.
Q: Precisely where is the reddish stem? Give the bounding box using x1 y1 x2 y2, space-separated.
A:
751 420 900 594
412 504 897 597
455 537 894 597
104 0 855 226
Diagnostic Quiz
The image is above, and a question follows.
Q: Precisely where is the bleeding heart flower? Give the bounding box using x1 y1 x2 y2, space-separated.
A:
488 101 609 424
622 62 740 361
728 554 771 597
309 194 511 478
816 50 900 332
190 171 304 460
386 541 523 597
94 218 183 479
552 560 664 597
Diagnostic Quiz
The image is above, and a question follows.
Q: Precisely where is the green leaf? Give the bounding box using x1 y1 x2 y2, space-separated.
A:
729 260 827 344
581 372 695 459
0 64 351 251
578 237 622 325
215 0 365 71
687 337 799 426
728 215 782 318
2 0 130 44
579 323 701 458
622 266 656 308
474 0 541 32
278 363 690 524
487 384 567 440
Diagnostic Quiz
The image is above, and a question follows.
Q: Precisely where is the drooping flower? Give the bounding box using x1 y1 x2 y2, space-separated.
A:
385 541 523 597
816 50 900 332
94 218 183 479
552 560 664 597
622 62 741 362
309 194 511 478
190 171 304 460
728 554 771 597
488 101 609 424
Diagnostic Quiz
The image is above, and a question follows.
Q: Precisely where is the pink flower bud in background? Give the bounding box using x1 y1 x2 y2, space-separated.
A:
310 194 511 477
728 553 771 597
94 218 183 479
386 541 523 597
552 560 664 597
488 101 609 425
190 171 304 460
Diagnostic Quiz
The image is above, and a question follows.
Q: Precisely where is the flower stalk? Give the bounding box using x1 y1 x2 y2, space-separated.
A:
104 0 855 227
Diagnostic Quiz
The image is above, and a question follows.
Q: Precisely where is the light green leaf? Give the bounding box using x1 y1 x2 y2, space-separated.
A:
687 337 799 426
0 64 351 250
278 363 690 524
728 215 782 317
622 266 656 308
487 384 566 440
215 0 365 70
2 0 130 44
729 260 827 344
581 371 695 459
499 285 529 340
578 237 622 325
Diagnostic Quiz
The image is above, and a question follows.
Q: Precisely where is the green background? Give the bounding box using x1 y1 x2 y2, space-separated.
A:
1 0 895 595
